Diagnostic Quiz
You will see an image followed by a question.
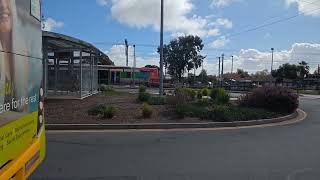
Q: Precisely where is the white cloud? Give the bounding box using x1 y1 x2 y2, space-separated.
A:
97 0 108 6
203 43 320 75
106 45 158 67
209 36 230 48
208 18 233 29
102 0 233 38
210 0 234 8
207 28 221 36
42 18 64 31
285 0 320 17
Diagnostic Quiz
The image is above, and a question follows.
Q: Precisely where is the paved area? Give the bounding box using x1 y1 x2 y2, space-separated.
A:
31 98 320 180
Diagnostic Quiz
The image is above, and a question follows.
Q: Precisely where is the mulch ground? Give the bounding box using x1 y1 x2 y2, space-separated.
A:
45 93 203 124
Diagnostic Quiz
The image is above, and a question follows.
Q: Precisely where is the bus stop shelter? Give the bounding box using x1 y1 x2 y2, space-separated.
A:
42 31 113 99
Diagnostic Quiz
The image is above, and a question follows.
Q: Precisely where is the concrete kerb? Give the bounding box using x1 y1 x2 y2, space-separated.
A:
45 109 306 131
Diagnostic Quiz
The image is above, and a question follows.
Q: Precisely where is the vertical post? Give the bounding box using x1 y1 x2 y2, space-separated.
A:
54 52 57 94
218 57 221 87
218 57 221 78
90 52 93 94
125 39 129 67
133 45 136 87
80 50 83 99
221 53 224 88
270 48 274 85
231 55 234 74
318 64 320 75
43 39 48 98
159 0 164 96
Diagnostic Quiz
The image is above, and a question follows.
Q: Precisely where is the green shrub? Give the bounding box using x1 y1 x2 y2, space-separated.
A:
239 86 299 113
197 98 211 106
216 91 230 104
139 85 147 93
138 92 151 102
176 88 196 100
88 104 105 116
202 88 209 96
170 88 195 105
175 104 187 118
142 103 153 118
209 105 230 121
148 96 166 105
197 90 203 99
210 88 220 100
210 88 230 104
175 104 208 119
103 106 117 119
174 103 282 122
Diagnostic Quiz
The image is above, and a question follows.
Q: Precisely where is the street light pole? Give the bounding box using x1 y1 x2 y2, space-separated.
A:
270 48 274 85
218 57 221 79
159 0 164 96
133 44 136 87
221 53 224 87
231 55 234 74
125 39 129 67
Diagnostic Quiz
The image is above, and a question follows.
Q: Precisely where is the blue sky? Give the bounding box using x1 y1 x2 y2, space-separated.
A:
42 0 320 74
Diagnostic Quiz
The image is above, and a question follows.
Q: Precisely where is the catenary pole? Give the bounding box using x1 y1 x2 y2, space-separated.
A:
159 0 164 96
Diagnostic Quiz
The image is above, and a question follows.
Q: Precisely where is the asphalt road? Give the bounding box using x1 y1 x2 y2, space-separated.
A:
31 97 320 180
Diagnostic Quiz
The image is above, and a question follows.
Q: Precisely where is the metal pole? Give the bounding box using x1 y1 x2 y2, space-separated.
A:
218 57 221 78
218 57 221 87
125 39 129 67
231 55 234 74
270 48 274 85
133 45 136 87
159 0 164 96
221 53 224 88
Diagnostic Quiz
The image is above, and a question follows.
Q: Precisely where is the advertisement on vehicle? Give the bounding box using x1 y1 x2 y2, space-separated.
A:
0 0 43 168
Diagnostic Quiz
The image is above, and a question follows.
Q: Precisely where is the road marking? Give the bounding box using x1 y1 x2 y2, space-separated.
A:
47 109 307 134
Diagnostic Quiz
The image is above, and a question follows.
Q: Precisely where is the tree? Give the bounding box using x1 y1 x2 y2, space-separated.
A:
272 63 299 82
237 69 250 78
158 35 205 82
251 69 270 81
298 61 310 79
198 69 208 83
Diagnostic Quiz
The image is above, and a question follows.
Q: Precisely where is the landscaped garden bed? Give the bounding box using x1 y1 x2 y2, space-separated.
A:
44 86 299 125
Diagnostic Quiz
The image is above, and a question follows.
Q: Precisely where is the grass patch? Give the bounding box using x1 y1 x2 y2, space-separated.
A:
142 103 153 118
175 103 284 122
88 104 118 119
88 104 105 116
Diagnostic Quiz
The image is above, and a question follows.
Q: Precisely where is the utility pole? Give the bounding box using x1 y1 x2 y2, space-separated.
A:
133 45 136 87
218 57 221 78
218 57 221 87
159 0 164 96
125 39 129 67
221 53 224 87
270 48 274 85
318 64 320 75
231 55 234 74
